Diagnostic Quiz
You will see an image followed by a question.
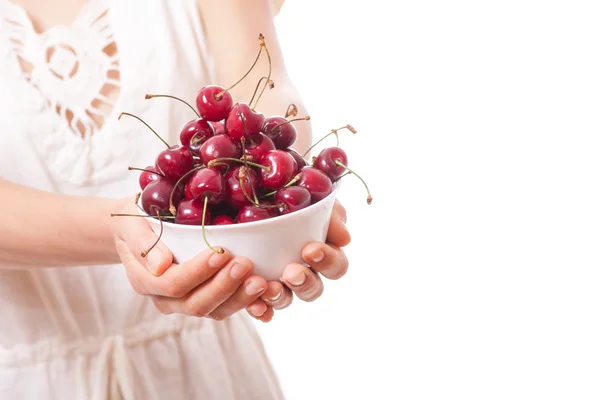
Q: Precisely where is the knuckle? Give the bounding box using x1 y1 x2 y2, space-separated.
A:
331 257 349 280
302 282 324 302
184 301 209 318
151 299 171 315
160 277 186 298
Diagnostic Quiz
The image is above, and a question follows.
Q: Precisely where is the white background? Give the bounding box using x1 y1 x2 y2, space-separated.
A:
255 1 600 399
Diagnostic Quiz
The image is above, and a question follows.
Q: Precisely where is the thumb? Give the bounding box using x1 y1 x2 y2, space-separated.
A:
115 203 173 276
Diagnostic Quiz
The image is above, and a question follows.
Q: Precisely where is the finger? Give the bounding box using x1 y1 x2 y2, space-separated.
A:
153 257 254 317
281 263 324 302
210 275 268 320
332 200 347 223
255 307 275 323
302 242 349 280
246 299 269 318
113 202 173 276
261 281 293 310
326 206 351 248
148 248 232 297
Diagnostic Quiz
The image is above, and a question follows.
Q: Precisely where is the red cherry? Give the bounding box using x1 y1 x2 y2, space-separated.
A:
141 179 183 215
259 150 298 190
275 186 311 215
262 116 297 149
180 119 214 155
199 135 242 168
184 183 193 199
212 215 235 225
245 133 275 162
138 166 162 190
225 103 265 143
314 147 348 180
176 198 211 225
286 149 307 170
297 167 333 203
237 203 278 224
224 166 259 209
211 121 226 135
187 167 225 204
156 145 194 182
196 85 233 122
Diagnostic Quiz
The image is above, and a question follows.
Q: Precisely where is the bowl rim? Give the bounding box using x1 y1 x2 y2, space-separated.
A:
139 180 341 231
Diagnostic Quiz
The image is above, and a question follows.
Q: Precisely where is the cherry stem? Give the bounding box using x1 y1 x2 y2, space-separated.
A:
134 192 145 213
334 171 351 182
260 173 302 198
302 125 357 157
145 94 200 118
269 116 310 132
239 175 258 206
128 166 166 178
119 112 170 149
251 34 272 110
237 104 251 153
248 76 274 106
285 104 298 118
208 157 269 171
141 210 165 257
334 161 372 205
202 196 224 254
216 35 264 100
169 166 204 215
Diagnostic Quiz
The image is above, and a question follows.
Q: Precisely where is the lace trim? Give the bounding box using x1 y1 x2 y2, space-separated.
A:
3 0 121 139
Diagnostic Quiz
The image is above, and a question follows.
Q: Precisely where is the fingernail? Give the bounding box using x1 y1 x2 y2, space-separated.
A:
230 262 250 279
209 250 230 269
250 304 267 317
287 272 306 286
147 250 163 275
245 281 265 296
309 250 325 263
267 290 283 302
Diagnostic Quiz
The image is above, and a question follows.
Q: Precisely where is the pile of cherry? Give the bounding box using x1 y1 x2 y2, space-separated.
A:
116 34 371 255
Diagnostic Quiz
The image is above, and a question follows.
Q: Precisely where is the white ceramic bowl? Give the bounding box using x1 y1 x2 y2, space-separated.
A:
140 182 341 281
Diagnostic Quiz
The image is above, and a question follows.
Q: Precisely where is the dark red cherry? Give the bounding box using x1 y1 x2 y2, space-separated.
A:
225 102 265 143
199 134 242 168
212 215 235 225
141 179 183 216
156 145 194 182
175 198 211 225
187 167 225 204
184 183 193 199
196 85 233 122
225 166 259 209
237 203 278 224
286 149 307 170
211 121 226 135
259 150 298 190
275 186 311 215
314 146 348 180
139 166 162 190
297 167 333 203
180 119 215 155
262 116 297 149
245 133 275 162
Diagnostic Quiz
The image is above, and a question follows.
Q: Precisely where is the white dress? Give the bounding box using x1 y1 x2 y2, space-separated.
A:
0 0 285 398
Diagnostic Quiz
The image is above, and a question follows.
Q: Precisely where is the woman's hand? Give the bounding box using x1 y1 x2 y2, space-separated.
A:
253 200 351 320
111 202 270 321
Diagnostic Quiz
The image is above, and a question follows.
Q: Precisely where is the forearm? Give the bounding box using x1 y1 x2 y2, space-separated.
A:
0 179 127 268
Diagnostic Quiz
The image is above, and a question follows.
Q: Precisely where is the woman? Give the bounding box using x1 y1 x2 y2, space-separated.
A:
0 0 351 398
